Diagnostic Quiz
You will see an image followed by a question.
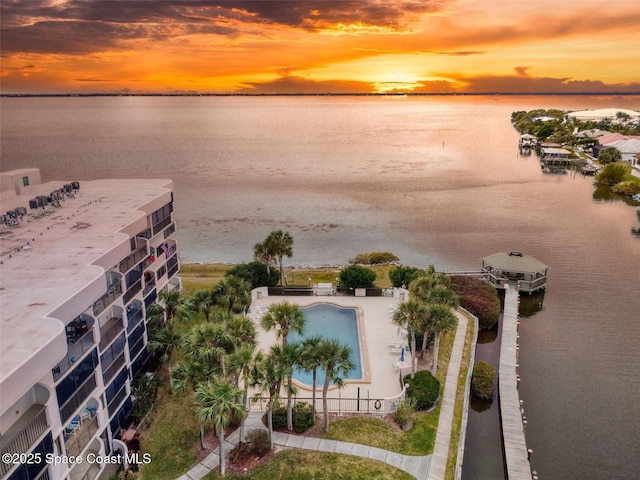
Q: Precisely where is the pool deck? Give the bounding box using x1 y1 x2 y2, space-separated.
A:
249 294 407 401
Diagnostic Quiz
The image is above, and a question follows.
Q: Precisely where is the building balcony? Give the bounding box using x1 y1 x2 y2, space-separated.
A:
64 411 99 458
122 279 142 305
102 351 126 385
129 336 145 362
107 385 129 418
142 273 156 297
152 215 172 236
167 276 181 292
98 316 124 352
0 406 48 478
69 449 102 480
119 245 148 274
93 277 123 317
59 373 97 424
53 329 95 382
163 222 176 239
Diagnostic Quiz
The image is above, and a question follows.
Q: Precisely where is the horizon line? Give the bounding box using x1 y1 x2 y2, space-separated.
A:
3 92 640 98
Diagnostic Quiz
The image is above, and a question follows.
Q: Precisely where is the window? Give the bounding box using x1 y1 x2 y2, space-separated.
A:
22 176 30 187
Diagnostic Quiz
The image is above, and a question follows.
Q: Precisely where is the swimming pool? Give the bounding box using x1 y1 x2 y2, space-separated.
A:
287 303 363 387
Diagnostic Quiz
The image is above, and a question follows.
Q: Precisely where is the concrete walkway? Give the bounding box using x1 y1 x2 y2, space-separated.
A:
426 310 469 480
176 310 472 480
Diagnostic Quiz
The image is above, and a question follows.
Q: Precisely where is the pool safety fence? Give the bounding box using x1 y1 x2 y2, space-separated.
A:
249 395 401 414
266 286 395 297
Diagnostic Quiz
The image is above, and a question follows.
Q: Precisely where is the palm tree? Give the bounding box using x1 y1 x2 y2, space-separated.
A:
213 275 251 314
428 304 457 375
227 346 262 443
253 241 274 276
300 335 324 419
171 359 213 449
409 271 459 359
253 349 288 450
317 338 355 433
265 230 293 286
392 300 428 378
147 322 181 373
182 322 234 377
223 314 257 351
191 289 216 321
261 301 305 346
153 289 194 323
193 379 245 477
274 342 302 432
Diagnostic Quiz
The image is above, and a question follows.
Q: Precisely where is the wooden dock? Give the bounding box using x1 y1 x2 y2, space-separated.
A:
499 282 532 479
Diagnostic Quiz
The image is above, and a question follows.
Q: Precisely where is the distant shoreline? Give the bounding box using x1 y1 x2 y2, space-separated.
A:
3 92 640 98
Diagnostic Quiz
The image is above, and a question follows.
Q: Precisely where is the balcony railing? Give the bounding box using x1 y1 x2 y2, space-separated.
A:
129 337 145 361
0 407 48 477
119 246 148 274
53 330 95 382
123 279 142 305
93 283 123 317
59 374 97 424
102 351 126 385
70 452 101 480
35 468 52 480
152 215 172 236
65 414 99 457
163 222 176 239
168 259 179 279
107 386 129 417
142 277 156 297
99 317 124 352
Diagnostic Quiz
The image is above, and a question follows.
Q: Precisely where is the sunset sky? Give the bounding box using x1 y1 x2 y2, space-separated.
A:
1 0 640 94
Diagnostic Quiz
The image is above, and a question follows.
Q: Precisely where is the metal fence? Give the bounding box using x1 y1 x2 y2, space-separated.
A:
249 395 396 415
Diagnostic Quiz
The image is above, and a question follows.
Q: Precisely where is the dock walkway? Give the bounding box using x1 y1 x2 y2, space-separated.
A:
500 282 532 479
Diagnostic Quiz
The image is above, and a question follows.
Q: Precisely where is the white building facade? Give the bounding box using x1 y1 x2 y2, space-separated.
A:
1 169 181 480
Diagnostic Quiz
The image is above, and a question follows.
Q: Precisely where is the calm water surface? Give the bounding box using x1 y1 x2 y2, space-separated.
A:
2 95 639 479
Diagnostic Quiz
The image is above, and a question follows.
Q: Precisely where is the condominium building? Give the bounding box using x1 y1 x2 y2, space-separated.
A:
0 168 181 480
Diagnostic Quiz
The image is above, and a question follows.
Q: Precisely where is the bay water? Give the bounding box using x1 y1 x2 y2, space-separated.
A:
2 95 639 479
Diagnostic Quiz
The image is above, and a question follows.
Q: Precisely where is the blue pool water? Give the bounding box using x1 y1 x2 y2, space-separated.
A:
288 303 362 387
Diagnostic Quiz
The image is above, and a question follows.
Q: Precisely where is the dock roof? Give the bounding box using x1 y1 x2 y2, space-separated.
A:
482 252 548 274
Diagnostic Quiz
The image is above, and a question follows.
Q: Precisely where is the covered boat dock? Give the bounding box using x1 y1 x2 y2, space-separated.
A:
481 252 549 293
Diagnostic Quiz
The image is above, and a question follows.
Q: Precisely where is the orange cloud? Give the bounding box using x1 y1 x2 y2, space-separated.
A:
1 0 639 94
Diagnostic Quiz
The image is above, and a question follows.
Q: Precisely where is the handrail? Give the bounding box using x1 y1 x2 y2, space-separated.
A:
0 407 48 477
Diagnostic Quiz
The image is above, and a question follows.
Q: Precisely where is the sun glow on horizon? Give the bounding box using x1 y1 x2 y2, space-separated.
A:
0 0 639 94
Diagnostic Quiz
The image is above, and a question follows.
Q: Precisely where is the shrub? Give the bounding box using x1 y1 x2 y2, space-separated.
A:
472 361 496 399
271 403 314 433
612 181 640 196
450 276 500 330
246 429 271 456
393 397 416 429
597 162 628 185
388 266 424 288
226 261 279 288
292 402 314 433
272 405 287 430
350 251 399 265
404 371 440 410
339 265 376 289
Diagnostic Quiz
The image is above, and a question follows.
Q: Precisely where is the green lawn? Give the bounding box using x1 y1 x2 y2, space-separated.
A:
139 386 200 480
200 450 414 480
179 263 396 295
